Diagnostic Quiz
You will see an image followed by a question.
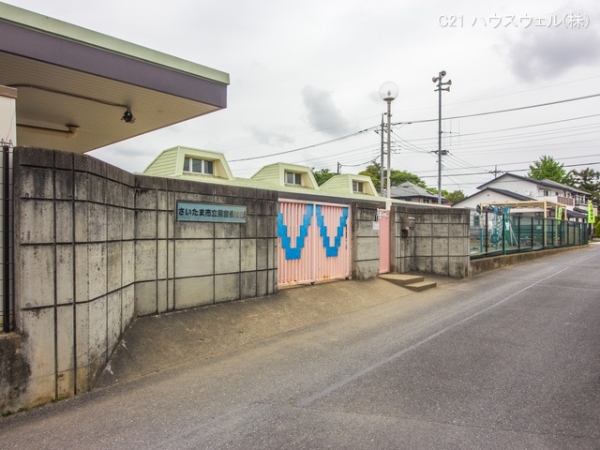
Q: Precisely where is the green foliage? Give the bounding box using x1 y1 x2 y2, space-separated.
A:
528 155 572 184
444 190 466 204
390 170 427 188
572 168 600 201
311 168 335 186
358 163 427 191
426 188 465 205
359 163 383 191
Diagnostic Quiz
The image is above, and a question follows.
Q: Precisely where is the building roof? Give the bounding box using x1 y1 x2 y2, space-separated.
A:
484 187 534 201
0 2 229 153
251 163 321 191
388 181 440 200
452 187 534 207
143 146 235 181
320 174 379 197
477 172 590 196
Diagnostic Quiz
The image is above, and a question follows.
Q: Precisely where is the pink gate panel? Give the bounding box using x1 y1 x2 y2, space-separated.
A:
278 200 351 286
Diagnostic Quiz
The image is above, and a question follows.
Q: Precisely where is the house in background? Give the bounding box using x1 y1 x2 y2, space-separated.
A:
320 174 378 197
388 181 448 205
453 187 534 210
141 147 383 201
143 146 236 182
453 173 593 221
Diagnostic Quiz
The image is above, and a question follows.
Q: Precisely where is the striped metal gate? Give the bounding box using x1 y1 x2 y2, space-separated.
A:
277 200 351 286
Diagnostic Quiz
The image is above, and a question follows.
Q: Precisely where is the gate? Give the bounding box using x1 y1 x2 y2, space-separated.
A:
277 200 351 286
378 209 390 273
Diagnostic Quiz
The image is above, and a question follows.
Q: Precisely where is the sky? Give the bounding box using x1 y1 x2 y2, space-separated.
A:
5 0 600 195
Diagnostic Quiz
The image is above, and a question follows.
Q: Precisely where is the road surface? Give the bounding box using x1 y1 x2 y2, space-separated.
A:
1 245 599 449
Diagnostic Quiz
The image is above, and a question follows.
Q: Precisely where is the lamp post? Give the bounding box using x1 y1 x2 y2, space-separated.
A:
379 81 398 208
432 70 451 205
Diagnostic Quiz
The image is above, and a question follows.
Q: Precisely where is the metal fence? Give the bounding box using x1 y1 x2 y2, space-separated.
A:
1 142 13 333
470 210 589 259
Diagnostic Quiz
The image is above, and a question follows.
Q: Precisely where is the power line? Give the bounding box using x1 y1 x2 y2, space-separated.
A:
392 92 600 126
229 126 378 162
229 93 600 165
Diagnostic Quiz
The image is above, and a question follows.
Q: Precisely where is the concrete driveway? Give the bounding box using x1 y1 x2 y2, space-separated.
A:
1 245 599 449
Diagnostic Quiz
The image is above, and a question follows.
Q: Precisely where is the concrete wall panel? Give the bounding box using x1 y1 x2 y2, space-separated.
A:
107 242 122 292
107 291 122 355
215 239 240 274
107 207 123 241
88 243 107 300
134 280 157 316
18 200 54 244
135 241 157 281
241 239 257 272
174 240 214 278
215 273 239 303
56 304 74 397
56 244 74 305
75 244 89 303
135 210 157 240
88 203 107 242
18 245 54 309
55 201 73 243
175 276 214 309
19 308 55 407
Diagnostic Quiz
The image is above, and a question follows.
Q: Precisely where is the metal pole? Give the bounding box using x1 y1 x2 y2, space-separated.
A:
380 113 385 196
432 71 450 205
3 144 10 332
437 79 442 205
386 100 392 203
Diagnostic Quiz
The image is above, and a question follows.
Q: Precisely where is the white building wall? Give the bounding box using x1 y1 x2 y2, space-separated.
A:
484 177 537 197
455 190 521 210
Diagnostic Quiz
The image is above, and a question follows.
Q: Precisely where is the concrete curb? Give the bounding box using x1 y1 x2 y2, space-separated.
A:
470 244 588 276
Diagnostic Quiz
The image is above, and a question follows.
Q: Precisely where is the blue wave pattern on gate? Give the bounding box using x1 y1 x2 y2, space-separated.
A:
316 206 349 257
278 204 314 260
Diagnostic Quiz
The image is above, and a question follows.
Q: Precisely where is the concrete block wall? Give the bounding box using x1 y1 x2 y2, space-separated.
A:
352 201 385 280
134 176 278 316
3 146 473 412
12 147 136 408
393 205 470 278
4 147 279 412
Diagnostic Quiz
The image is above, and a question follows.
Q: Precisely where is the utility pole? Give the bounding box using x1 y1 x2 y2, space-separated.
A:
432 70 451 205
379 113 385 196
489 165 502 178
337 162 341 174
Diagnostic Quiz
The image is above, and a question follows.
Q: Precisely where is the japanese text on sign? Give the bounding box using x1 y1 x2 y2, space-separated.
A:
176 202 247 223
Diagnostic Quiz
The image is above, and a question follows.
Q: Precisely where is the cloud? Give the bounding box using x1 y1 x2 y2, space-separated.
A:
301 85 354 136
504 21 600 83
249 125 295 146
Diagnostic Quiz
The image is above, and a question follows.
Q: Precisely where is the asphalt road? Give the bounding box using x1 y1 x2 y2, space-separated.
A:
2 245 600 449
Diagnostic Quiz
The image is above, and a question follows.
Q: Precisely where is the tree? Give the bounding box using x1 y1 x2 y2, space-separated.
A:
426 188 466 205
311 168 335 186
358 163 427 192
528 155 572 184
390 170 427 189
572 168 600 201
444 190 466 205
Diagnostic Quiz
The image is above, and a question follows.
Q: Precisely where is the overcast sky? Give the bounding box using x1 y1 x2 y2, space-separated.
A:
5 0 600 194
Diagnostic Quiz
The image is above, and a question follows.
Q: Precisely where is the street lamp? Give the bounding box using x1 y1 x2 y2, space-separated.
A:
379 81 398 208
432 70 451 205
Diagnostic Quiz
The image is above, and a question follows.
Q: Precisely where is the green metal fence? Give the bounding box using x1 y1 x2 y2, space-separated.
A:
470 210 589 259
